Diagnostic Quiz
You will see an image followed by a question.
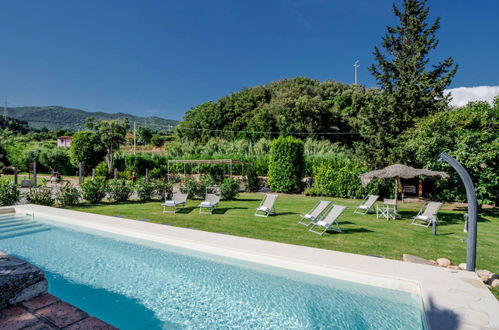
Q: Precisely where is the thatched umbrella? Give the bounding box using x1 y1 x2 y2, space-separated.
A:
359 164 449 199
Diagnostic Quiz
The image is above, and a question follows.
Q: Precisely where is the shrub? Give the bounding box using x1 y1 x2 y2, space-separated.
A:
153 180 173 200
0 179 21 206
244 165 259 192
268 136 305 193
220 178 240 200
55 184 81 207
181 177 215 199
95 162 109 178
107 179 132 202
81 177 108 204
135 178 155 201
2 167 17 175
150 135 167 147
26 186 55 206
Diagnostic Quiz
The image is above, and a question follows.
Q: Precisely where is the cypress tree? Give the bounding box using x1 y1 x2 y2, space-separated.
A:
358 0 458 167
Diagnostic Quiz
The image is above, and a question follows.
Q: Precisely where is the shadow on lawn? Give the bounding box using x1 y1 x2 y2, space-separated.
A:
338 227 373 234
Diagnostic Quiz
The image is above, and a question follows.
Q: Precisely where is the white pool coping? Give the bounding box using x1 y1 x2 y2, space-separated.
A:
3 205 499 330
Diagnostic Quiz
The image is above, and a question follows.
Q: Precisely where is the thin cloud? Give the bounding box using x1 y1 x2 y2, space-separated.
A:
445 86 499 107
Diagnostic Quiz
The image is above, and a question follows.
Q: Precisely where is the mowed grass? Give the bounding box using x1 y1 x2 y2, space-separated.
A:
72 193 499 275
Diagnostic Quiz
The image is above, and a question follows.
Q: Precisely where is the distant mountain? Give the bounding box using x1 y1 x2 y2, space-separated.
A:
5 106 179 131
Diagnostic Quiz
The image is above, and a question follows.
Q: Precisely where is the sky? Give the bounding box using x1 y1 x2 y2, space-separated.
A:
0 0 498 120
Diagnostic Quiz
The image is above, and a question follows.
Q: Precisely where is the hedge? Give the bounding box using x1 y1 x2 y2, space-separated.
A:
268 136 304 193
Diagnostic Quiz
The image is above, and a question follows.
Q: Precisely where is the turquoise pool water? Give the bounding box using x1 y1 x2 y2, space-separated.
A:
0 213 426 329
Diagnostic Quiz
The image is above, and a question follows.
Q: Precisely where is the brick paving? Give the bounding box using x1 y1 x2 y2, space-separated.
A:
0 294 117 330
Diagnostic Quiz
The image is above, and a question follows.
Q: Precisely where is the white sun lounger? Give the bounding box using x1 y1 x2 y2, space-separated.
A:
298 200 331 226
255 194 278 217
353 195 379 215
411 201 443 227
199 187 221 214
309 204 347 235
162 191 188 214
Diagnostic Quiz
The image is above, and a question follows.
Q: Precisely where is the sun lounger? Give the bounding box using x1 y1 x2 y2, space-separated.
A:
353 195 379 215
255 194 278 217
411 201 443 227
199 187 221 214
309 204 347 235
298 200 331 226
162 190 188 214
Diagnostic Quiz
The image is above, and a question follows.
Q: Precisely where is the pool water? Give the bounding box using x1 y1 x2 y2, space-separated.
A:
0 213 426 329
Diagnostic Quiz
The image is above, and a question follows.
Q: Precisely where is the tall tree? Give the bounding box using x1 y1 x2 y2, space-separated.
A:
359 0 458 167
68 131 106 172
370 0 457 120
87 118 129 173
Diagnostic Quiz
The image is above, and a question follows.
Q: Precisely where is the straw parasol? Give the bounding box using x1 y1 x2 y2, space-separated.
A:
359 164 449 199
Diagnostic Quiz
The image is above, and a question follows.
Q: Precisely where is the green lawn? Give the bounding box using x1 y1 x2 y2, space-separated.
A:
72 193 498 274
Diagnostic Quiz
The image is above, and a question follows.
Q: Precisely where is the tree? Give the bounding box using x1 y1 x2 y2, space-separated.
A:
359 0 458 167
401 99 499 206
87 119 129 172
370 0 457 118
39 148 73 174
137 126 153 145
68 131 106 172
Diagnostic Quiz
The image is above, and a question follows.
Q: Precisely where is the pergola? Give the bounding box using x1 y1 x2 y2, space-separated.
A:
167 159 248 180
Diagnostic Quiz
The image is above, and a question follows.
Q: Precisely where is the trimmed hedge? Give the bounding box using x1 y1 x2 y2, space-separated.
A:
268 136 304 193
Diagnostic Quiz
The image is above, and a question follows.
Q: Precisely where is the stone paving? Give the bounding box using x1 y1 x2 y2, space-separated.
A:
0 293 117 330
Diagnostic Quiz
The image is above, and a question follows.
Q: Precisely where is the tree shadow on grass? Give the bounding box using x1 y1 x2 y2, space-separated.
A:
235 198 261 202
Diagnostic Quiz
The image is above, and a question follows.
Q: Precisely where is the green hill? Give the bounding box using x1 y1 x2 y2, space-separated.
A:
5 106 178 131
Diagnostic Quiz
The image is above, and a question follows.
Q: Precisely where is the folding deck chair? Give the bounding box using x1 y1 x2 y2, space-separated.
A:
411 201 443 228
255 194 278 217
309 204 347 235
353 195 379 215
199 186 221 215
298 200 331 226
162 190 188 214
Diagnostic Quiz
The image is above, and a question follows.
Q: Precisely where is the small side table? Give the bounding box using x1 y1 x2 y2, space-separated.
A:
376 198 398 220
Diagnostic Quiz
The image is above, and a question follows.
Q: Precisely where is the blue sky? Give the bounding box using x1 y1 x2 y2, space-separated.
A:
0 0 498 120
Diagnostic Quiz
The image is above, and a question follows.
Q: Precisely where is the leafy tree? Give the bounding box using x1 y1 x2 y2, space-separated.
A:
87 119 129 173
39 148 73 174
68 131 106 172
360 0 458 167
401 99 499 205
137 126 153 145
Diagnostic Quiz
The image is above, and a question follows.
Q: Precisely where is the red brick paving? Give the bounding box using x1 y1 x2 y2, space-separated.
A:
0 294 116 330
64 317 118 330
22 294 60 312
36 302 88 328
0 306 38 330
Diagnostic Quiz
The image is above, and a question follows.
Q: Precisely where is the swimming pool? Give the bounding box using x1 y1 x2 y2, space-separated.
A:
0 212 426 329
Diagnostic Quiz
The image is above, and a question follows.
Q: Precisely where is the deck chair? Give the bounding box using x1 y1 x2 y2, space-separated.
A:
199 187 221 214
309 204 347 235
353 195 379 215
411 201 443 227
255 194 278 217
298 200 331 226
162 190 188 214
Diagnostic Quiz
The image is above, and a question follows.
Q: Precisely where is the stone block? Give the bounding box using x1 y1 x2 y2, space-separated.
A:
436 258 451 267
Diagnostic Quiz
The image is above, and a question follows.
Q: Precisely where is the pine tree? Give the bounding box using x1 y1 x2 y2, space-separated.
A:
370 0 457 122
358 0 458 168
